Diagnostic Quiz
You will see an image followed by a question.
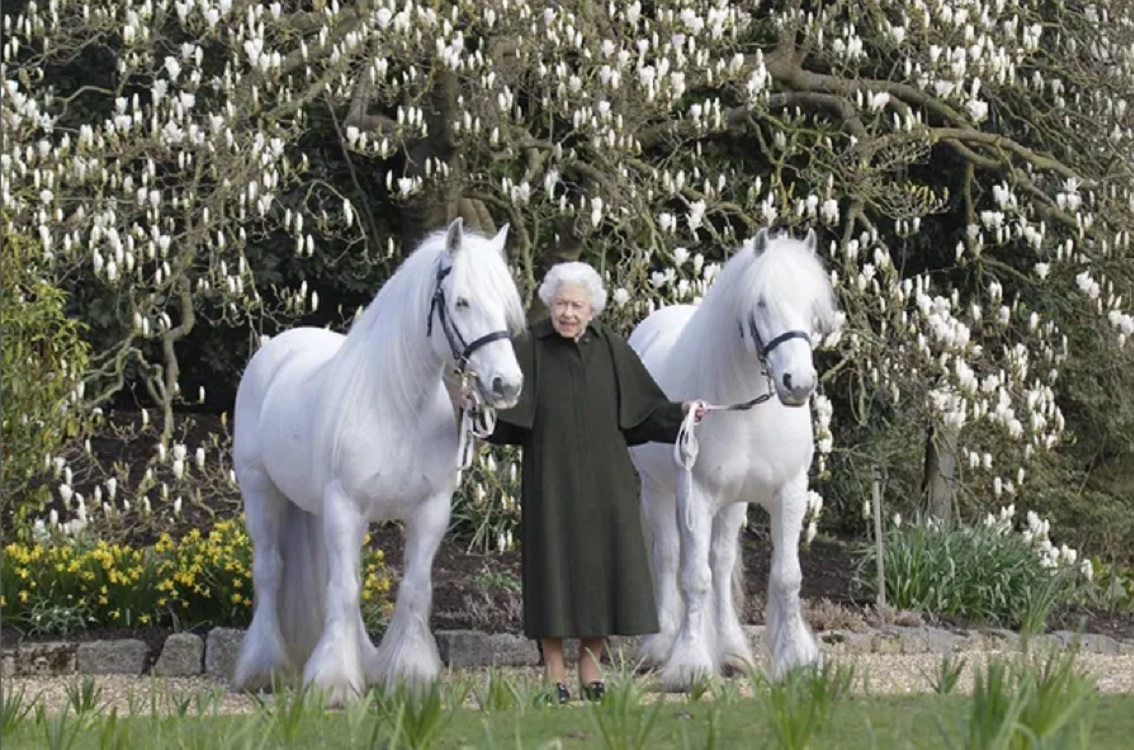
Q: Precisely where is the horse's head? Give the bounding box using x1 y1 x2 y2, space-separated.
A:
429 218 525 408
740 228 840 407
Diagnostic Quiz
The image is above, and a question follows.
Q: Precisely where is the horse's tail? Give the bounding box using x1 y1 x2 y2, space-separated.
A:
277 500 328 670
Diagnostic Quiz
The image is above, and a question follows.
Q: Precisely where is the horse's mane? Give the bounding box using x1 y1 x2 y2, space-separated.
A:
312 228 524 482
669 231 838 396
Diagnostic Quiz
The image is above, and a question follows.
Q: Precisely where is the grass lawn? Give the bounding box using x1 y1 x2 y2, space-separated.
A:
5 691 1134 749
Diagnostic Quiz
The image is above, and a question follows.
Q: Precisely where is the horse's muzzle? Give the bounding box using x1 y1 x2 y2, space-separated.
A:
484 375 522 409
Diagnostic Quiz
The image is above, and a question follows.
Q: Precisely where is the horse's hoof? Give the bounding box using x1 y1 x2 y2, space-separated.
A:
720 659 749 678
659 663 714 693
308 680 364 710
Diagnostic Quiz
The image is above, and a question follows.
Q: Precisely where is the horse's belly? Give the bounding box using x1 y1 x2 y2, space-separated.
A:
259 379 326 512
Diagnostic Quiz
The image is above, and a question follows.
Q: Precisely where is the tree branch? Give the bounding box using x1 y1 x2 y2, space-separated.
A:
933 128 1083 183
343 75 401 135
764 52 970 128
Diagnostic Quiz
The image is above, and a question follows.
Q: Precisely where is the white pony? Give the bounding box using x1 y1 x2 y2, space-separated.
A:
231 218 525 706
628 228 840 691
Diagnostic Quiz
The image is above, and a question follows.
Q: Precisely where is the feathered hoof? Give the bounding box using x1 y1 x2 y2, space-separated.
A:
719 651 755 678
658 643 715 693
636 633 675 673
232 636 294 693
303 671 366 709
370 640 442 692
769 640 823 682
304 646 367 709
232 666 292 694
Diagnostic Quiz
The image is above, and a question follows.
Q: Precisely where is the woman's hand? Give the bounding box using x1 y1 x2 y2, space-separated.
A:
457 383 478 411
683 400 709 424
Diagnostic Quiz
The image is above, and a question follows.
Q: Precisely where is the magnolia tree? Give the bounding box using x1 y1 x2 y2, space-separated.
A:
1 0 351 533
4 0 1133 547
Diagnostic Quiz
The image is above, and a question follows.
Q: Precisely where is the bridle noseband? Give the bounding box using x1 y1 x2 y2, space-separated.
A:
715 313 813 412
427 263 512 374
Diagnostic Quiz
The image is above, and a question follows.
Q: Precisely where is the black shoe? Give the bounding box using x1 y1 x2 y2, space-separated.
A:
554 682 570 704
582 681 606 702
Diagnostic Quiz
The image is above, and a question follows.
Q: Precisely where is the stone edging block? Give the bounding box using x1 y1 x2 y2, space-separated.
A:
2 626 1130 679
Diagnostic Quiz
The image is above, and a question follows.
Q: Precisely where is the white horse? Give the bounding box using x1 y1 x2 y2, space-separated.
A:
230 218 525 706
628 228 840 691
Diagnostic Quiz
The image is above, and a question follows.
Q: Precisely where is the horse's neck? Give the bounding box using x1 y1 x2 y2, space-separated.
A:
321 285 447 437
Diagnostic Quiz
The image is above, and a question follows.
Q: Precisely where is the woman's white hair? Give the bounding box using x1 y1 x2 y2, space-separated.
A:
537 261 607 315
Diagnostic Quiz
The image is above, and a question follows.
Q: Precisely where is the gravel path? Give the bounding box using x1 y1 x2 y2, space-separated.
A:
7 651 1133 717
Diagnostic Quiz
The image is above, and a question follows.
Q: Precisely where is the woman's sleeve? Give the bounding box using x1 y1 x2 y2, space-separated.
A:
607 330 686 445
484 414 529 445
622 400 685 446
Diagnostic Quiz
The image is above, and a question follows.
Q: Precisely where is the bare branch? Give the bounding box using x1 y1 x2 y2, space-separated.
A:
933 128 1083 183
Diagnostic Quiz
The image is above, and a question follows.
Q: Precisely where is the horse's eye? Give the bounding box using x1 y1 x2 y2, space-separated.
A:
455 297 470 309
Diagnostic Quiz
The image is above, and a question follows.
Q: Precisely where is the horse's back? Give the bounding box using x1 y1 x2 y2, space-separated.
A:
628 304 697 381
627 305 698 487
234 327 345 472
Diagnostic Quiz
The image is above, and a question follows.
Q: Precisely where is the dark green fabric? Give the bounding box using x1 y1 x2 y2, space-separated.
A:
488 317 685 639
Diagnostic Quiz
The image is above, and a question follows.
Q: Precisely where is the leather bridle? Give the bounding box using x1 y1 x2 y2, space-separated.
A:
744 312 812 363
427 263 511 374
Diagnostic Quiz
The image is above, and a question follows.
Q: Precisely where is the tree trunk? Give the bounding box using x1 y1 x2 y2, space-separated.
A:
922 424 958 522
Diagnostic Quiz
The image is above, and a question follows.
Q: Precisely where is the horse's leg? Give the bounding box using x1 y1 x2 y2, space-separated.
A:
370 489 449 690
711 502 753 675
766 474 822 679
232 468 293 691
659 473 715 692
356 608 380 688
638 480 682 670
303 481 367 707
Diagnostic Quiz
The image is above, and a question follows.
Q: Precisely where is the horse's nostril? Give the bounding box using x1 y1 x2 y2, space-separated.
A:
782 372 793 391
491 375 505 396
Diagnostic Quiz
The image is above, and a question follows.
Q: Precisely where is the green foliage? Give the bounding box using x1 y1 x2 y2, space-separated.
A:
756 663 856 750
1 685 36 735
963 653 1098 750
588 672 665 750
924 654 967 696
1 665 1130 750
852 516 1078 629
473 669 523 713
980 436 1134 567
448 446 522 554
0 224 93 532
0 517 394 635
1073 559 1134 613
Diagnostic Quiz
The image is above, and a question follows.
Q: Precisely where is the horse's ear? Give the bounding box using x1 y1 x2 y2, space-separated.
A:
803 227 818 254
444 217 464 257
493 223 510 258
752 228 770 255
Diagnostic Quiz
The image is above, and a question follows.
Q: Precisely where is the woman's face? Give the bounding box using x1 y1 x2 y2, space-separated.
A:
550 283 593 339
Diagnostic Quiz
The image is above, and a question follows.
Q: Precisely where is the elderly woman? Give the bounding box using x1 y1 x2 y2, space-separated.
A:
482 261 705 703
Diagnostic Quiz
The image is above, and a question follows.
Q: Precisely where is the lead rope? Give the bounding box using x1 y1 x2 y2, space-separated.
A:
456 369 498 478
673 391 775 532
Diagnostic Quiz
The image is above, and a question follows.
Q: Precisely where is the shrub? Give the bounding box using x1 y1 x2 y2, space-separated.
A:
852 507 1087 629
0 517 394 635
0 224 93 534
449 446 522 554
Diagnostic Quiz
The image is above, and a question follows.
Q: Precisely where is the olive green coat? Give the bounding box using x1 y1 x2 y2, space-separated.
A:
487 317 685 639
